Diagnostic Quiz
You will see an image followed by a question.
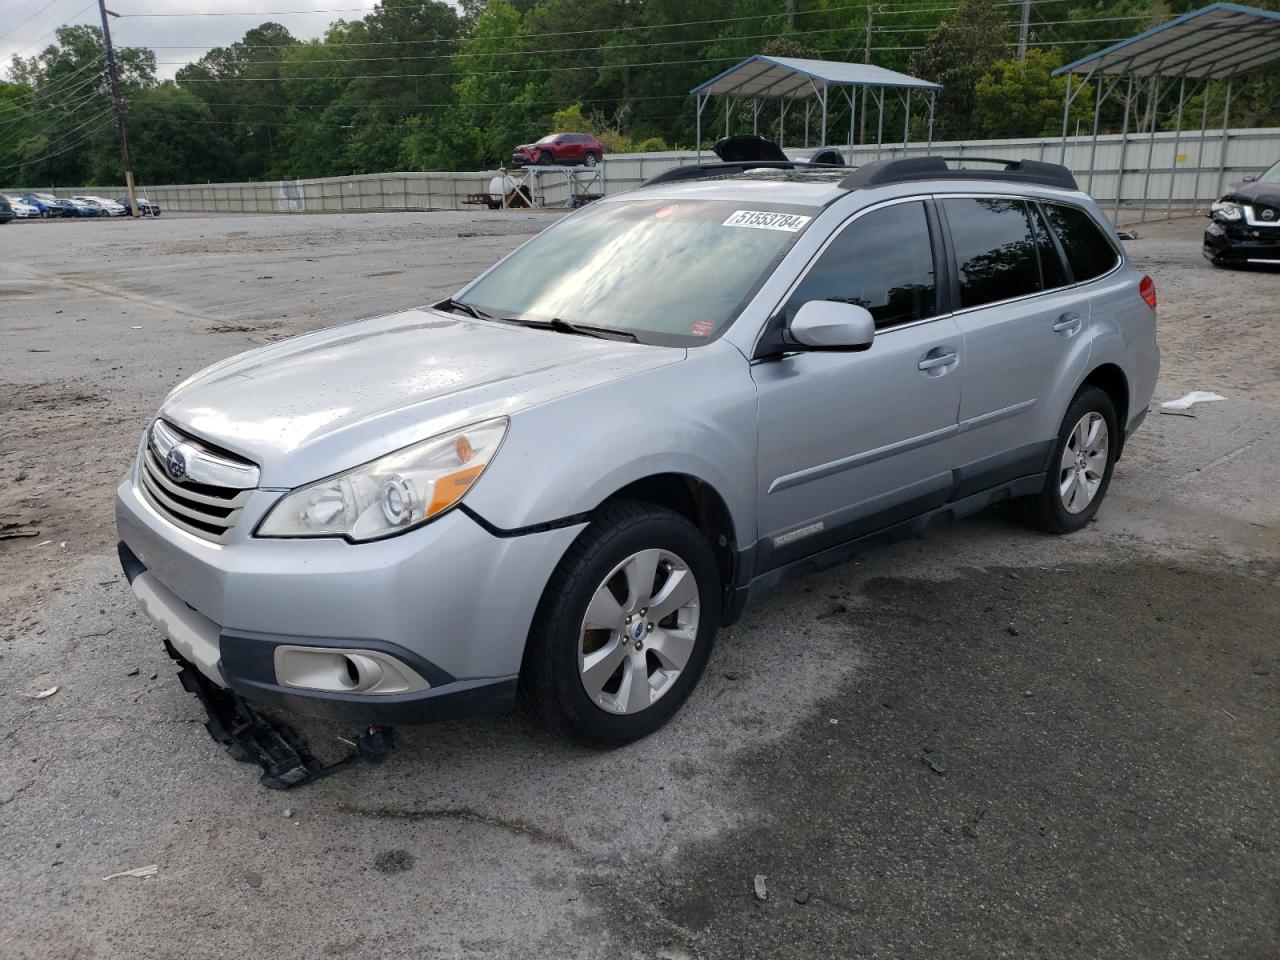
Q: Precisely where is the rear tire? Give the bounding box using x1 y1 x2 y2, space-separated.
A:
1018 385 1118 534
583 152 598 167
519 501 720 747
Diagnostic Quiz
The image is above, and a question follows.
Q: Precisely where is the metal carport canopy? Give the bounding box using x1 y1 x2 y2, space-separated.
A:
690 56 941 159
1053 2 1280 80
1052 3 1280 224
692 56 941 99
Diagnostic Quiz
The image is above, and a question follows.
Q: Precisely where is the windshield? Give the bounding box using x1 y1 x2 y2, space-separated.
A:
460 197 816 345
536 134 559 144
1259 159 1280 184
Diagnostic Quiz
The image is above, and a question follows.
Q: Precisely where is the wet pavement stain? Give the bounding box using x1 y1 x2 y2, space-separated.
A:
592 560 1280 960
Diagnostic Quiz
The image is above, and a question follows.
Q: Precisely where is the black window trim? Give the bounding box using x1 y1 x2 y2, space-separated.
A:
933 192 1125 318
752 193 952 361
1037 197 1124 286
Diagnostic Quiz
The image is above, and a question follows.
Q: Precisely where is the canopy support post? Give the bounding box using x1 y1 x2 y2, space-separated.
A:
875 87 884 160
1087 73 1104 192
1113 76 1135 224
804 100 811 147
695 92 705 161
724 97 731 138
821 84 828 146
927 90 935 151
779 99 788 149
1059 72 1073 164
1215 76 1233 197
846 87 856 164
1192 79 1211 210
903 89 911 151
1139 76 1162 223
1166 75 1187 220
752 98 760 135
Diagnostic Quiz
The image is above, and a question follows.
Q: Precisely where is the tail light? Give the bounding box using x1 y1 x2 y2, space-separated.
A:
1139 274 1157 310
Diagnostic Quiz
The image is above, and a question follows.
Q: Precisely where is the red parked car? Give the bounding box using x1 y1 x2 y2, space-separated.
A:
511 132 603 167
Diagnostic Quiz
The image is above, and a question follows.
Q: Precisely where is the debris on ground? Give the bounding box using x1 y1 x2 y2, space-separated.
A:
753 875 768 901
1161 390 1226 411
246 872 262 888
103 864 158 881
794 889 810 905
29 686 58 700
922 746 947 776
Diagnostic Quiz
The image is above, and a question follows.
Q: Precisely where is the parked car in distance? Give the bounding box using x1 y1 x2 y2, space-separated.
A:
73 195 126 216
3 195 40 218
118 195 161 216
21 193 64 217
512 132 603 167
0 196 13 225
1204 157 1280 268
54 197 100 217
117 156 1158 750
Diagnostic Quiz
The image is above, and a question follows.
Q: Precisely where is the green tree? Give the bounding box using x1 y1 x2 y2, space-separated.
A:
973 48 1092 138
911 0 1009 141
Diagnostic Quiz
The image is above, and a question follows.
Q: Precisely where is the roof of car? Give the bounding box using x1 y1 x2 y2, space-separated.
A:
613 167 852 206
628 156 1081 206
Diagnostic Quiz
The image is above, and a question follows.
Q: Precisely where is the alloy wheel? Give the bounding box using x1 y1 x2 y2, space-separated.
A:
578 548 700 715
1059 412 1109 514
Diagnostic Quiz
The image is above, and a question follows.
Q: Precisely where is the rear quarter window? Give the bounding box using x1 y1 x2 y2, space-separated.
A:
1042 202 1120 283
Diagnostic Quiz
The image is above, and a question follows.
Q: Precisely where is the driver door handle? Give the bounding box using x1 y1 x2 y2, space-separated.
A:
917 349 959 372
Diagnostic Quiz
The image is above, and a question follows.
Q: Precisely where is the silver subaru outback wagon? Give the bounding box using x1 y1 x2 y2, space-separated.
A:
116 156 1159 747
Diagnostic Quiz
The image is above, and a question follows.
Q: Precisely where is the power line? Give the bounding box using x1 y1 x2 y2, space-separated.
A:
0 56 105 116
0 0 77 43
3 1 99 60
157 22 891 67
0 107 113 173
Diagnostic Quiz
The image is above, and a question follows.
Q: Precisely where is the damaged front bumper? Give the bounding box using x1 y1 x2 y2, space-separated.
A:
118 541 518 726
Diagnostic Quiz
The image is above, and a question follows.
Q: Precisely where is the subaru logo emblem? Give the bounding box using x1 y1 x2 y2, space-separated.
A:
1262 208 1276 221
166 445 189 481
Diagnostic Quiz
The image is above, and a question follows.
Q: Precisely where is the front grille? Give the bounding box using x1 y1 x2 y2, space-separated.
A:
139 421 258 543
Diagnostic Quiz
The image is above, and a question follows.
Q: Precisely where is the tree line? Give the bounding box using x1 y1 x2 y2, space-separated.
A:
2 0 1277 188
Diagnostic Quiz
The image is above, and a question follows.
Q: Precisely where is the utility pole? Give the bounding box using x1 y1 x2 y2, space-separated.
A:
860 5 873 145
97 0 140 218
1017 0 1031 61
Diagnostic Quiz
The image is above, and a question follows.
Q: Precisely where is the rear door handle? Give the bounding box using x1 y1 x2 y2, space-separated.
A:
917 349 959 372
1053 312 1082 335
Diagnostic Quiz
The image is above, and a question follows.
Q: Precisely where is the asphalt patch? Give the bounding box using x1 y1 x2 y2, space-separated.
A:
592 560 1280 959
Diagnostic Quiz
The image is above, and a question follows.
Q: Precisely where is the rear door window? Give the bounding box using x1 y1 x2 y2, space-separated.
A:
783 200 937 330
941 198 1040 309
1031 204 1070 290
1042 202 1120 282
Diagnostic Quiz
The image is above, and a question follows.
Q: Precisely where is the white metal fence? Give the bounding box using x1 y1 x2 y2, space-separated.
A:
8 127 1276 223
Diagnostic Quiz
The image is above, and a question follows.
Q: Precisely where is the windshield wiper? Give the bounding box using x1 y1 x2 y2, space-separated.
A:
541 317 639 343
436 297 499 322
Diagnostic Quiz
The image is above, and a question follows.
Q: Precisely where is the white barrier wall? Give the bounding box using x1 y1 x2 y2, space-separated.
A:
9 127 1276 222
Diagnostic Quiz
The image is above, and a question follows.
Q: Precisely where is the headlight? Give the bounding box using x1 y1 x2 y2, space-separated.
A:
256 418 507 541
1211 200 1243 222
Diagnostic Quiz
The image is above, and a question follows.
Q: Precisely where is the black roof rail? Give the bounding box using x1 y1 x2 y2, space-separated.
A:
641 160 814 187
839 156 1078 191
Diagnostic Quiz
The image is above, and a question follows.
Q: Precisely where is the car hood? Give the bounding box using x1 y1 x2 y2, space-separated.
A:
160 307 685 487
1224 179 1280 208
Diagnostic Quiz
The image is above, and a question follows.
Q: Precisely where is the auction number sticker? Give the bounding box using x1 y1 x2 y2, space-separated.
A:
722 209 811 232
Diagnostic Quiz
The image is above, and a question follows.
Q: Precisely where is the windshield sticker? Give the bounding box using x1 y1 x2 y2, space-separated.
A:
722 209 811 232
655 203 680 219
689 319 715 337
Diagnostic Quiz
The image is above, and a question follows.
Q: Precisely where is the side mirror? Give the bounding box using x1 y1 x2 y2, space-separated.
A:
788 300 876 351
1242 174 1258 182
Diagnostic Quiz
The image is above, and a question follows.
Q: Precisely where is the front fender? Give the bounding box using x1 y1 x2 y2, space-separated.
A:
464 343 759 544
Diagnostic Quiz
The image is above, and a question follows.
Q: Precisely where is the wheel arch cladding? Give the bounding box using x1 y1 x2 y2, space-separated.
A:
1080 363 1130 453
599 473 737 621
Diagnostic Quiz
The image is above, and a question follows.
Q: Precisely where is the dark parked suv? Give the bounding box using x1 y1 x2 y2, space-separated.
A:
0 196 13 225
512 132 604 167
1204 158 1280 268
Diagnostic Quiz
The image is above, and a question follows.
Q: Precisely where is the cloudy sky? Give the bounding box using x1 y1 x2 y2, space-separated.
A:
1 0 402 80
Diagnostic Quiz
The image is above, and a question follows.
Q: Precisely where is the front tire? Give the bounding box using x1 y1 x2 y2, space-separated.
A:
536 151 554 166
1018 386 1118 534
519 501 720 747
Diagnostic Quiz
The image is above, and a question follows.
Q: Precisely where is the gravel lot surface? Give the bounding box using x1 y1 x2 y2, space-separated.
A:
1 211 1276 959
